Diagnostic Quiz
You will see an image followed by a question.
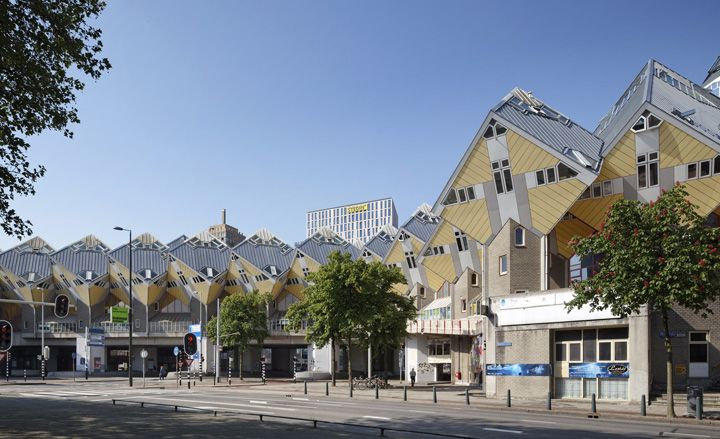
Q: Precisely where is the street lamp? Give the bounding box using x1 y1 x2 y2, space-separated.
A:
113 226 133 387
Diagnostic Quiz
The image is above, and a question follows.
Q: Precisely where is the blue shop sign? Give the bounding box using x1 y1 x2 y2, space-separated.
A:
486 364 551 376
569 362 629 378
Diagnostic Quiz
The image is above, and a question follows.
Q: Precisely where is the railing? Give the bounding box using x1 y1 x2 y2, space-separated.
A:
36 322 78 334
95 322 130 333
268 319 306 336
148 321 193 335
406 318 482 336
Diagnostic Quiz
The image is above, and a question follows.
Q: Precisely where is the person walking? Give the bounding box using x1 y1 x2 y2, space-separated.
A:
159 364 167 380
410 368 416 387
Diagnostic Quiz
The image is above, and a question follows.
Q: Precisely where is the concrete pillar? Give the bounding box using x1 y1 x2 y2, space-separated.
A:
628 307 650 402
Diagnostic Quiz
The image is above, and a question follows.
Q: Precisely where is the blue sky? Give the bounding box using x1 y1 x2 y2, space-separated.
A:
4 0 718 250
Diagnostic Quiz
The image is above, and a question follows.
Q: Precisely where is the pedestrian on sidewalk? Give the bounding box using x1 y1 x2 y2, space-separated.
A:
159 364 167 380
410 368 416 387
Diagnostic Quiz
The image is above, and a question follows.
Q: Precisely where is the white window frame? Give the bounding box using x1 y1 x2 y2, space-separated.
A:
491 159 513 195
689 331 709 378
470 273 479 286
499 254 508 275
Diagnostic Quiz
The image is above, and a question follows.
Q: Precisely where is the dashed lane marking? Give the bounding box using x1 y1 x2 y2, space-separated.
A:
483 427 523 434
362 416 391 421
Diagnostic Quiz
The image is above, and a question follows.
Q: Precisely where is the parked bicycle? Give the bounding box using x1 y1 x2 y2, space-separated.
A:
351 375 389 390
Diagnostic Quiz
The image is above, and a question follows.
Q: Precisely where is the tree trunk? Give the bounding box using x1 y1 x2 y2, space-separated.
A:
662 309 675 418
347 336 353 389
331 338 336 387
239 349 243 381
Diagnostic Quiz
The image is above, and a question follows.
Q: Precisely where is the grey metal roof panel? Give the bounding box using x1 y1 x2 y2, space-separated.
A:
166 235 188 251
51 249 108 276
109 246 167 277
495 95 604 161
232 242 294 274
297 237 361 265
402 215 439 243
594 63 651 151
648 62 720 145
0 249 52 279
169 243 231 275
364 235 394 258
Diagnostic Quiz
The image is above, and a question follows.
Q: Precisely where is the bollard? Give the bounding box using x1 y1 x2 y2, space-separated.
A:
465 388 470 405
696 394 703 420
547 392 552 410
403 385 407 401
640 395 646 416
433 386 437 403
187 379 190 390
326 382 329 396
506 389 511 408
24 369 27 382
350 383 353 398
591 393 597 414
375 384 379 400
85 367 88 380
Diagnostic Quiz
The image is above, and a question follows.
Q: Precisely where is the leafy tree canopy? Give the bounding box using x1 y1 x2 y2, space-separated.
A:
208 290 270 353
1 0 111 237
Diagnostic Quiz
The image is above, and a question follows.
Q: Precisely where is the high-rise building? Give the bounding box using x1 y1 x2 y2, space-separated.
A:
306 198 398 244
703 55 720 97
207 208 244 246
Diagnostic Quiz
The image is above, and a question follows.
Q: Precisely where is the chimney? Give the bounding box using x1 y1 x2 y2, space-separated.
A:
221 208 226 225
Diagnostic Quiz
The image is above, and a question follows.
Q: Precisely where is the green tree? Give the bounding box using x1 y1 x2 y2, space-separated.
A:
566 184 720 418
287 251 416 388
1 0 111 238
208 291 270 379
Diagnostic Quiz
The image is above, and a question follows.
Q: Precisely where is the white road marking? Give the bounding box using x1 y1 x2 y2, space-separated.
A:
292 397 310 401
405 409 439 415
520 419 556 424
135 397 297 412
363 415 391 421
249 400 267 404
660 433 712 439
19 393 61 398
483 427 523 434
196 406 274 415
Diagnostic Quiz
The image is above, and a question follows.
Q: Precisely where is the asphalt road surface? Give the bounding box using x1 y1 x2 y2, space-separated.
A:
1 381 718 438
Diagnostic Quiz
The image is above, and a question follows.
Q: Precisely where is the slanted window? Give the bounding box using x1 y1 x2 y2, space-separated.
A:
536 170 546 186
631 111 662 133
687 162 698 179
442 189 458 206
557 163 578 180
714 155 720 175
602 180 613 196
483 119 508 139
455 231 469 252
514 227 525 247
405 251 417 269
631 116 646 132
457 188 467 203
592 183 602 198
499 255 508 275
491 159 513 194
546 167 556 183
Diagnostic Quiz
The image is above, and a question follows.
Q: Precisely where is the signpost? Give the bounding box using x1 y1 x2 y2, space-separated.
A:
110 306 129 324
72 352 77 382
140 349 148 388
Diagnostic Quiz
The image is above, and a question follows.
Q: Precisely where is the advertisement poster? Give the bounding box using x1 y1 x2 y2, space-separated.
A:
569 363 629 378
470 336 483 372
486 364 551 376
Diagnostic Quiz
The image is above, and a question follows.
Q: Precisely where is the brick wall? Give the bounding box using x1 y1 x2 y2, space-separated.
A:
494 327 552 398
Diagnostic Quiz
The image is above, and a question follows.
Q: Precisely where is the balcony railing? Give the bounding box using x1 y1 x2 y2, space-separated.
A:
406 318 482 336
268 319 306 336
148 321 193 335
36 322 78 334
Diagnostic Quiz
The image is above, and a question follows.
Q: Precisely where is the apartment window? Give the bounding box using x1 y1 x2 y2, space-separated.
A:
700 160 712 178
714 155 720 175
471 273 479 286
602 180 613 196
546 167 556 183
687 162 698 179
239 270 250 284
631 111 662 133
637 152 659 189
153 302 160 311
557 163 578 181
405 251 417 269
455 231 469 252
689 332 709 377
536 170 546 186
514 289 527 294
419 286 426 298
592 182 602 198
461 299 467 312
491 159 513 194
482 119 507 139
514 227 525 247
499 254 508 275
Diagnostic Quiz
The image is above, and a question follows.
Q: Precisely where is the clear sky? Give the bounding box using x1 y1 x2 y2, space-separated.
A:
3 0 718 250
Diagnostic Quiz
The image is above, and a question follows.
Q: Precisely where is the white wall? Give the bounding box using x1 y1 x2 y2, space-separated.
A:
405 334 434 383
493 290 618 326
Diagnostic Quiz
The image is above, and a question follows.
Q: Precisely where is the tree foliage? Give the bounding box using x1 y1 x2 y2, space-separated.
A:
208 291 270 353
566 184 720 417
0 0 111 237
287 251 416 385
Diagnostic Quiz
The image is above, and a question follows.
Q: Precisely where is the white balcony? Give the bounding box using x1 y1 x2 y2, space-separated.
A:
406 318 482 336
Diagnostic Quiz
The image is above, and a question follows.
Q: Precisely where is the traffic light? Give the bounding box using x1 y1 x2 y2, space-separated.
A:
183 333 198 356
0 320 12 352
54 294 70 318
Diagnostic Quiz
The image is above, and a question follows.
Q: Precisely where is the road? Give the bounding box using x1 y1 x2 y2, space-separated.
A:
1 380 718 438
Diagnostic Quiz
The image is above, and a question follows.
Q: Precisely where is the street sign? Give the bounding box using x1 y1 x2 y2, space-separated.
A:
87 327 105 347
173 346 179 356
140 349 148 359
110 306 129 323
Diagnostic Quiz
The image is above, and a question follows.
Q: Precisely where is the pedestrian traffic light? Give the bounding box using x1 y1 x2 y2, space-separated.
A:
54 294 70 318
0 320 12 352
183 333 197 356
